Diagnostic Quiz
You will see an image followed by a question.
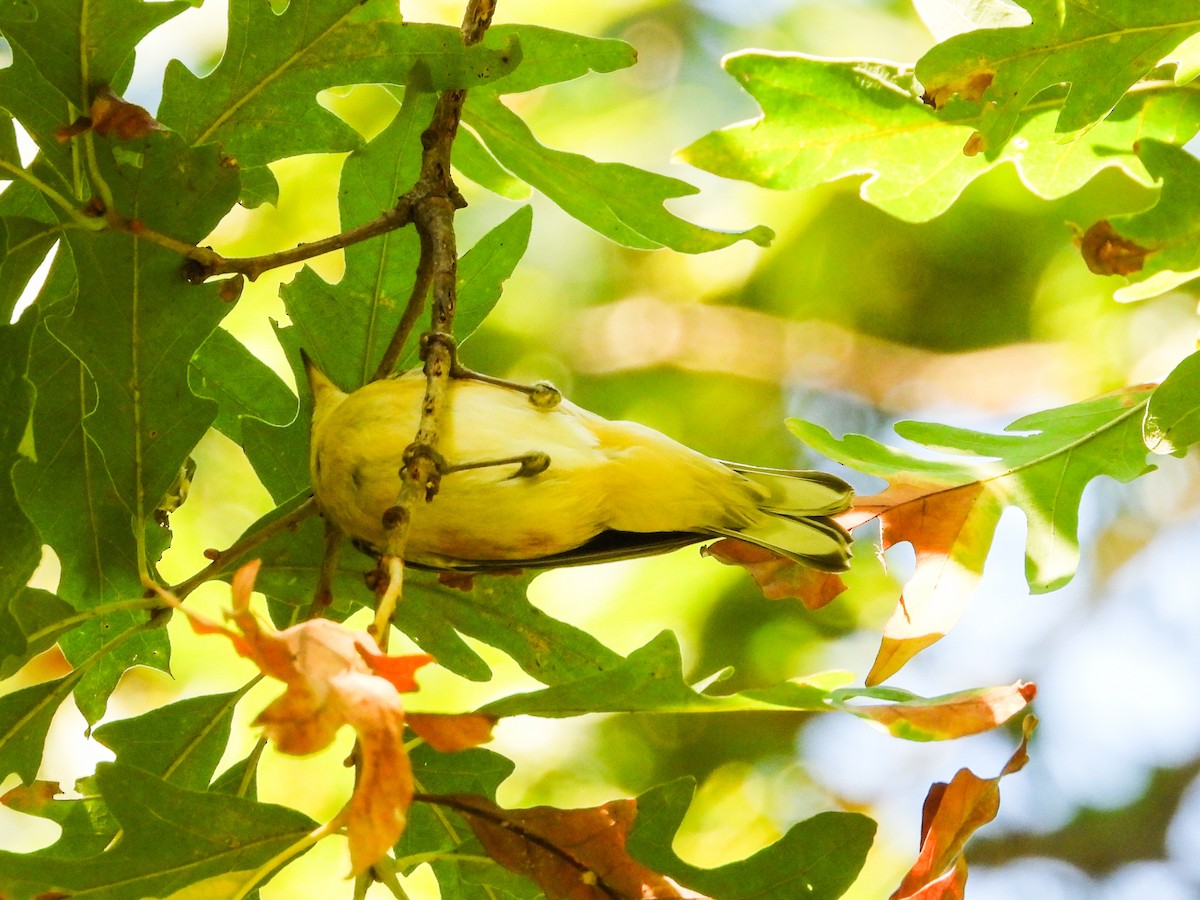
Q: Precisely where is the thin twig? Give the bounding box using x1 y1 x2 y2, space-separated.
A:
307 517 344 618
178 197 417 283
168 497 317 600
229 809 349 900
371 210 437 381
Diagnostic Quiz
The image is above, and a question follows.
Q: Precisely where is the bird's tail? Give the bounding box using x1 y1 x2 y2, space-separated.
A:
713 464 855 572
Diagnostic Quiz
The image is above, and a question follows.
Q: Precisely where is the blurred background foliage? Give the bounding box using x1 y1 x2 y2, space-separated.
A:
10 0 1200 897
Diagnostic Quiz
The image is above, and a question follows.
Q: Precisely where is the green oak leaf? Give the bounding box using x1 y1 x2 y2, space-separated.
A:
20 132 238 720
0 676 73 784
396 744 514 877
453 124 531 199
465 93 774 252
915 0 1200 153
0 313 41 616
158 0 521 167
0 0 186 168
395 203 533 371
1167 32 1200 83
92 688 252 790
240 394 312 504
210 745 264 799
0 215 61 322
281 87 433 390
0 762 316 900
484 630 1031 740
190 326 297 445
0 163 70 324
679 52 1200 222
483 631 842 718
396 567 622 686
0 0 187 108
0 774 116 858
235 164 280 209
284 87 535 390
794 386 1155 594
1145 350 1200 456
629 779 875 900
485 24 636 94
13 323 169 723
47 132 238 559
1 587 77 679
0 619 146 782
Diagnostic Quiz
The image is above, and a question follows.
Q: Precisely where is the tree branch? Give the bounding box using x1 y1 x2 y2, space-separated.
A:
367 0 498 647
175 196 417 284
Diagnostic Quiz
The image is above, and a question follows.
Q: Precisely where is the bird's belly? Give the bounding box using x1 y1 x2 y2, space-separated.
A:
406 471 604 563
327 458 607 563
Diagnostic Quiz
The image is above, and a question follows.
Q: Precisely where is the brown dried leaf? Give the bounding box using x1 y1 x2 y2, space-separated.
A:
891 717 1036 899
961 132 987 157
89 87 165 140
703 539 848 609
440 794 710 900
1076 219 1149 276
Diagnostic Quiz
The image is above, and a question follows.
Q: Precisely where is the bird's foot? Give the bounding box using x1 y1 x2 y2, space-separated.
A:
444 450 551 480
420 330 562 409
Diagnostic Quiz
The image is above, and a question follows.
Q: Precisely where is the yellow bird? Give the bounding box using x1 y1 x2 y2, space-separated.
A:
307 362 854 573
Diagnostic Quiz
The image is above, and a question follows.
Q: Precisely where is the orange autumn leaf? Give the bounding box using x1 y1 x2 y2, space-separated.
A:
840 481 1000 685
891 716 1036 900
901 857 968 900
703 538 848 609
159 560 435 874
841 682 1036 741
437 794 710 900
407 712 498 752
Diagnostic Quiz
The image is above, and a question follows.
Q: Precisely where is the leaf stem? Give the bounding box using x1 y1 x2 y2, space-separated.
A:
391 849 494 869
229 809 348 900
365 855 413 899
82 131 117 216
24 594 164 645
0 158 105 230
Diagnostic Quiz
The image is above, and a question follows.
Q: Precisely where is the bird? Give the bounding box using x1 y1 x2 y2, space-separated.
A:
306 359 854 573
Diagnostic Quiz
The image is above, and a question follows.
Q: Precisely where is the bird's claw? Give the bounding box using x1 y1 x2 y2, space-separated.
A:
419 330 562 409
